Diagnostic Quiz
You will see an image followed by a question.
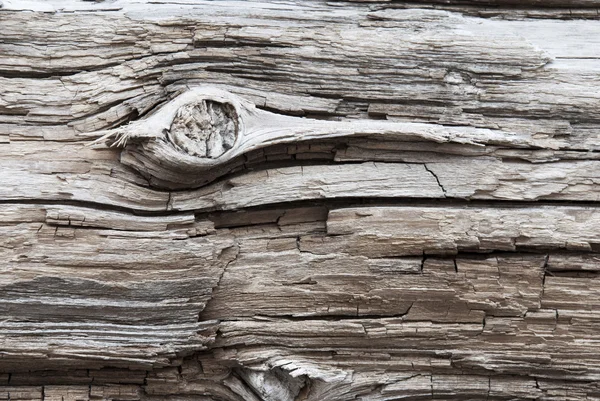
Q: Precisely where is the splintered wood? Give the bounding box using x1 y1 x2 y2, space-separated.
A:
1 0 600 400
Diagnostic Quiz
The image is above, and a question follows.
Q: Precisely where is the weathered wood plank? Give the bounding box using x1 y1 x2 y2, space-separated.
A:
2 0 600 399
0 219 234 369
3 154 600 214
2 4 599 147
170 162 444 211
325 205 600 256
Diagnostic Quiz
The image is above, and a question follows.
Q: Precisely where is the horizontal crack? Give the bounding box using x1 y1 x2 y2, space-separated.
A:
5 194 600 221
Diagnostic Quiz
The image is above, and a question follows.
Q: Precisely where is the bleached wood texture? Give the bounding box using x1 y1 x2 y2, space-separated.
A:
1 0 600 400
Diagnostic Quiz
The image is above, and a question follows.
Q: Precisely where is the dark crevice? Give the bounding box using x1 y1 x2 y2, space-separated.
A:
0 64 122 79
542 254 551 287
233 310 416 322
546 270 600 277
384 4 600 21
5 193 600 221
451 249 599 259
381 0 600 10
424 164 447 196
194 40 291 49
166 192 173 211
0 198 171 216
348 97 452 108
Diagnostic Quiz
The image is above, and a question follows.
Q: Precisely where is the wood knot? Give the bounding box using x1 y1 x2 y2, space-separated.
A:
90 86 494 190
169 100 238 159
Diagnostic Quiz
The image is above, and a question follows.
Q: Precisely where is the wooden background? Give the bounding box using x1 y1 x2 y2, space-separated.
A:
1 0 600 399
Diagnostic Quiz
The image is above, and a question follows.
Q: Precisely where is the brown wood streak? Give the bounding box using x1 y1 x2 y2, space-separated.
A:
1 0 600 399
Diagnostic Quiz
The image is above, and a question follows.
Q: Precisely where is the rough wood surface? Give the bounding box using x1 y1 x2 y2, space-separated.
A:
1 0 600 400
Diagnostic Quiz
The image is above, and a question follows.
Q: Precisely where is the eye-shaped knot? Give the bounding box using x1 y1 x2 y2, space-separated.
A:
90 86 514 190
168 99 238 159
92 87 247 159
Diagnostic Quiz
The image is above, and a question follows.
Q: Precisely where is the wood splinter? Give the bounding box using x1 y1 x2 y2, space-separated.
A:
92 87 537 189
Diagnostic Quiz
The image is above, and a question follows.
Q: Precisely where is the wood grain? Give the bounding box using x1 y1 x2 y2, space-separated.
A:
1 0 600 400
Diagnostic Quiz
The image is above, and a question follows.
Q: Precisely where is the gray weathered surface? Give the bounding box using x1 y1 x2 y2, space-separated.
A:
1 0 600 399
